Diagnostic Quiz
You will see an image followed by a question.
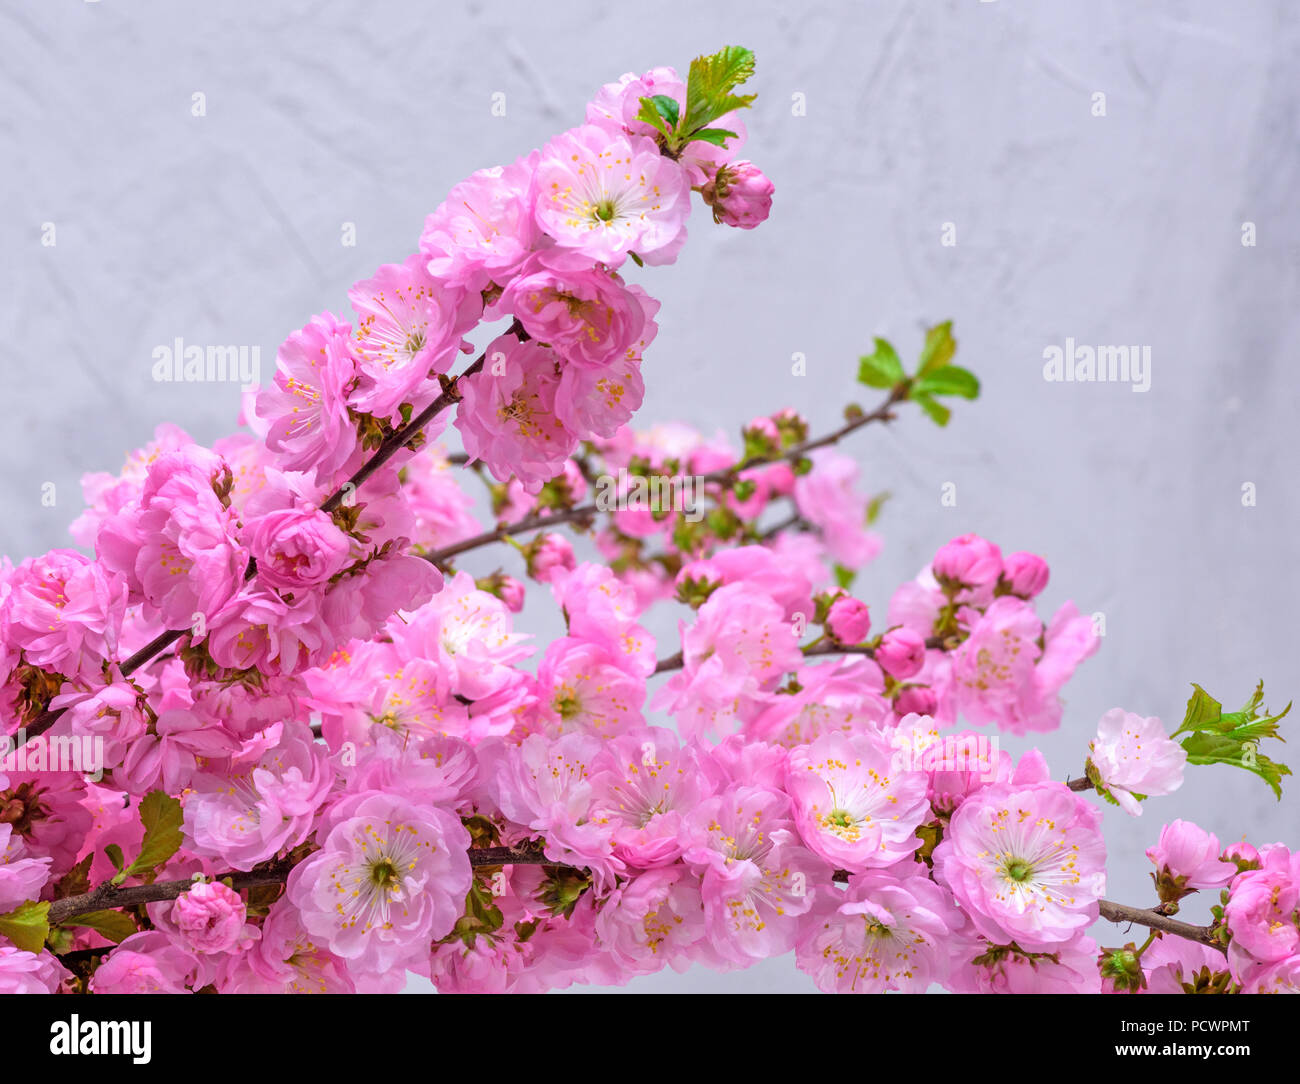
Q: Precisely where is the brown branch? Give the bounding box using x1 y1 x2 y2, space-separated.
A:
423 382 911 568
652 635 946 676
1098 899 1224 952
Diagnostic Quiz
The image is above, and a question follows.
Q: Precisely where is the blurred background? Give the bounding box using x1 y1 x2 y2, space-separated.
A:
1 0 1297 993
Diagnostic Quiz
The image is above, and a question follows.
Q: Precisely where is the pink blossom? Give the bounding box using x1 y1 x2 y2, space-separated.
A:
347 254 478 421
654 582 802 738
497 260 659 370
795 865 966 993
168 881 250 955
785 732 930 871
184 723 334 870
0 773 93 875
91 931 197 993
533 638 645 737
1146 820 1237 891
0 945 69 994
116 708 242 795
0 824 53 912
1 550 127 680
793 449 881 568
419 150 541 293
586 727 713 868
826 596 871 644
594 867 706 976
534 125 690 267
1140 934 1229 993
96 446 248 635
682 784 823 964
677 544 814 623
286 792 471 976
949 934 1102 993
554 352 645 440
1224 844 1299 965
934 756 1106 951
241 505 352 593
1088 709 1186 815
742 658 890 748
550 563 654 677
456 335 577 492
234 899 357 993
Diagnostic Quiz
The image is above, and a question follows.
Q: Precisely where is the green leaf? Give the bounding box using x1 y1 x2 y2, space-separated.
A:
1174 681 1292 798
0 901 50 952
647 94 680 130
857 338 905 389
865 491 890 527
634 97 674 140
683 46 757 137
914 364 980 400
833 563 856 590
53 853 93 900
686 126 739 148
60 910 138 944
104 843 125 874
113 790 184 886
917 321 957 376
911 391 952 427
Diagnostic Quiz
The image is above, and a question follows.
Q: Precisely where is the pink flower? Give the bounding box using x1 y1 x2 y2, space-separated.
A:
875 626 926 680
168 881 249 955
793 450 881 568
1224 845 1300 965
934 754 1106 951
654 582 802 738
826 596 871 644
932 533 1003 589
533 638 645 737
286 792 471 976
0 773 93 875
0 945 69 994
1088 709 1186 815
795 865 965 993
0 824 53 912
682 784 823 964
456 335 577 493
241 506 352 593
785 732 930 871
949 933 1101 993
742 658 890 748
497 260 659 370
594 867 706 976
586 727 713 868
677 544 814 623
1146 820 1237 893
347 254 477 421
116 709 242 795
1140 934 1229 993
1001 551 1049 599
707 161 774 229
550 563 654 677
234 899 357 993
1 551 127 680
534 125 690 267
91 931 197 993
554 352 645 440
528 534 576 584
96 447 248 635
183 723 334 870
253 312 359 485
419 151 541 294
481 732 621 886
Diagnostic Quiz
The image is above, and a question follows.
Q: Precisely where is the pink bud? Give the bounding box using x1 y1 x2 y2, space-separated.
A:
931 533 1003 588
169 881 246 955
1002 551 1050 599
711 161 774 230
826 596 871 644
894 685 938 717
500 576 525 613
529 534 576 584
876 627 926 680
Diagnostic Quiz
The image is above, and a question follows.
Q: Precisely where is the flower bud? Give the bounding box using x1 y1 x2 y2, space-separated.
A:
826 596 871 645
876 627 926 680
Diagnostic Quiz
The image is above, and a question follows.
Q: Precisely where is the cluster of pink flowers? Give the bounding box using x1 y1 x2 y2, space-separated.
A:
1 50 1294 997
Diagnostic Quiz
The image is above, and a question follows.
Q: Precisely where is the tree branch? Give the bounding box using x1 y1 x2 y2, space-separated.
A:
1097 899 1224 952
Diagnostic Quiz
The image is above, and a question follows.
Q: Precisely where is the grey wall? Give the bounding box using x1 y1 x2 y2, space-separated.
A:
2 0 1297 994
